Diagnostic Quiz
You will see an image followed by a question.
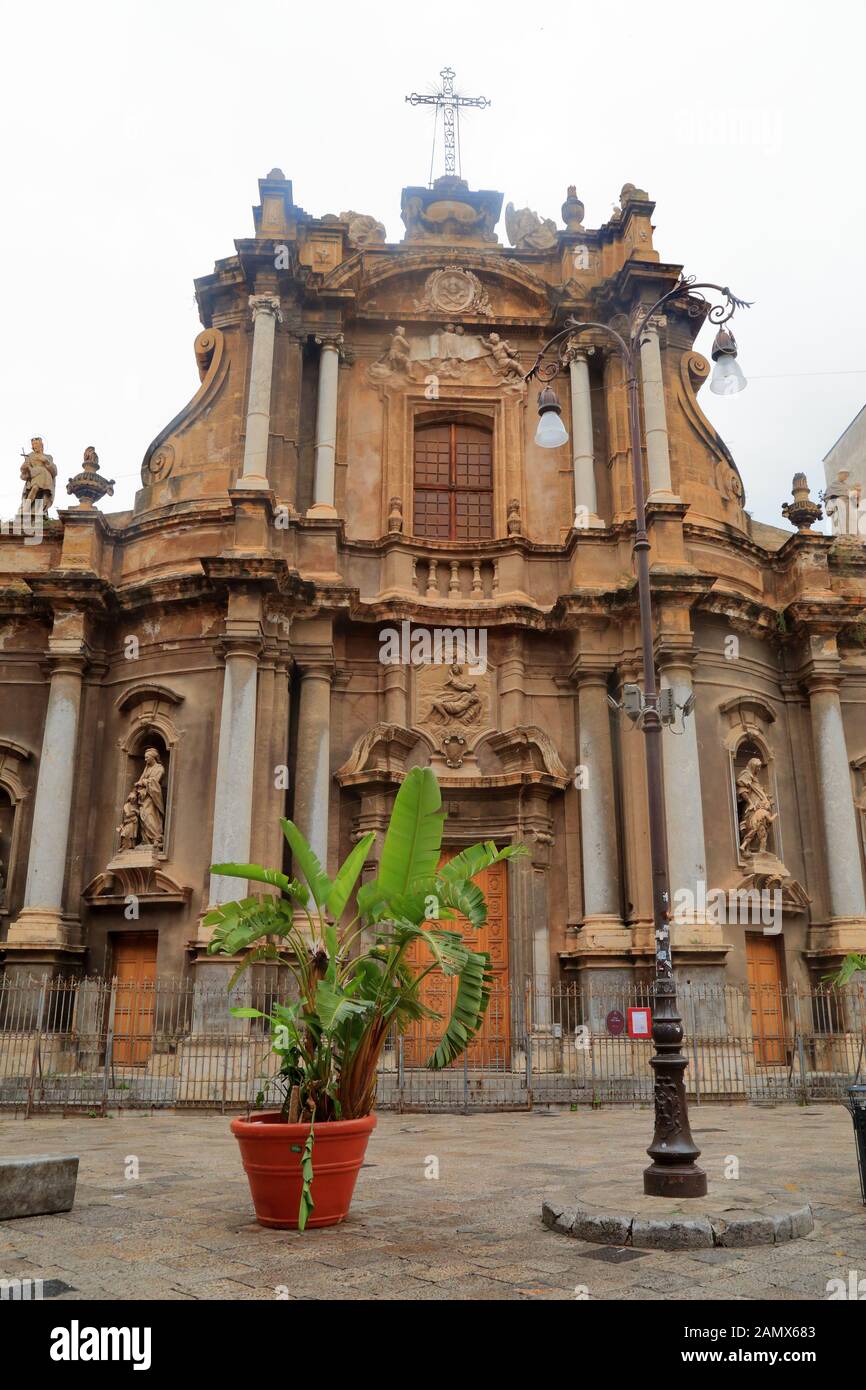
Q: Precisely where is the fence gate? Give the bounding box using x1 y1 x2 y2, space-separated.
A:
0 976 864 1114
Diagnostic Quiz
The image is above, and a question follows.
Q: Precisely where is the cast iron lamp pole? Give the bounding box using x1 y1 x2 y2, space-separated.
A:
527 276 751 1197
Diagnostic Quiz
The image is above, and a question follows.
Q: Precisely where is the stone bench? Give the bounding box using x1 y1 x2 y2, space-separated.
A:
0 1155 79 1220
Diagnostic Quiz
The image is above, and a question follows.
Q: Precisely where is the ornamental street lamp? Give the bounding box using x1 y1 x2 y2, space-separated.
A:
527 276 752 1197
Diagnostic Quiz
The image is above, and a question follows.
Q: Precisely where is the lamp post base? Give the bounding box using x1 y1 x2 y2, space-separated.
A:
643 980 708 1198
643 1162 707 1198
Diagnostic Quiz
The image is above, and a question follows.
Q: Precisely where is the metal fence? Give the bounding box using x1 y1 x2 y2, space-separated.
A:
0 974 864 1114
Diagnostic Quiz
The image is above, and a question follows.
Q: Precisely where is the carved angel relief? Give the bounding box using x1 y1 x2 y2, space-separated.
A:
415 662 493 768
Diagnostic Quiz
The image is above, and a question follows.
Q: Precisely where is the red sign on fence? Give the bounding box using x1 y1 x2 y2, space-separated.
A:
627 1006 652 1039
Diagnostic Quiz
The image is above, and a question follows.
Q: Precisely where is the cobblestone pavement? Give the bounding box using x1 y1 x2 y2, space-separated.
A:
1 1104 864 1301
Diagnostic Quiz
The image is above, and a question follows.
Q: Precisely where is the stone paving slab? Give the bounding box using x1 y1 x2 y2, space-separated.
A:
0 1104 864 1300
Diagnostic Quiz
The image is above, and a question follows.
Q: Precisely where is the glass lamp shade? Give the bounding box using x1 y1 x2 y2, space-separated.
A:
535 407 569 448
710 349 747 396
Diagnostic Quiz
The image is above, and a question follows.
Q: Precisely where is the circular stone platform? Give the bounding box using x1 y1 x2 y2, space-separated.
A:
542 1177 814 1250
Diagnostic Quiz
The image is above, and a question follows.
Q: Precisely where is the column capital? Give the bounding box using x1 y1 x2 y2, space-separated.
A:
217 624 264 663
43 649 89 680
563 338 596 367
249 293 282 323
805 668 843 697
568 658 614 690
315 332 344 354
295 650 336 681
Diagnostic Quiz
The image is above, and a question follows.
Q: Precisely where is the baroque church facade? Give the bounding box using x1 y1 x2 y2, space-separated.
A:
2 168 866 1022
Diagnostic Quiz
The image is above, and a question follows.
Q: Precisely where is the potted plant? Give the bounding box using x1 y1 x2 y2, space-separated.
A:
205 766 524 1229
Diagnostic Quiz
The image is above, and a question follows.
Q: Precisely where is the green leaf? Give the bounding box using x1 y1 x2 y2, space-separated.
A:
210 862 304 898
356 877 387 922
437 841 527 885
426 951 494 1070
280 819 333 910
824 952 866 986
229 1007 269 1019
315 979 373 1031
377 767 444 902
436 877 487 931
325 832 375 920
298 1116 315 1233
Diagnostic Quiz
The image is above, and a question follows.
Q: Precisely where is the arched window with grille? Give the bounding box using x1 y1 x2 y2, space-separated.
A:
413 420 493 540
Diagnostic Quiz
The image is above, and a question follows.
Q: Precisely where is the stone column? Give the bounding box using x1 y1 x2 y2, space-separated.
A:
639 320 674 499
659 658 707 909
236 293 281 491
499 638 525 729
307 335 342 517
566 347 603 528
10 653 85 948
208 635 261 904
576 672 622 923
809 675 866 921
292 662 334 869
382 662 408 726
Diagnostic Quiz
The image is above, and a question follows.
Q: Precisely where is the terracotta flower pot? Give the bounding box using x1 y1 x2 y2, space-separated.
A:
230 1111 376 1229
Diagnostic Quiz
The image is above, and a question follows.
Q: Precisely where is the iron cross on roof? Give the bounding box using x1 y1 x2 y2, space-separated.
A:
405 66 490 186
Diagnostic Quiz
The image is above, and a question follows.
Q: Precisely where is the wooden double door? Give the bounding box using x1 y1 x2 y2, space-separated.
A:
746 933 786 1065
402 852 510 1068
111 932 158 1066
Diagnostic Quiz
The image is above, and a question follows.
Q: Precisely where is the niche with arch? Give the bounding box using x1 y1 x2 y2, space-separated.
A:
0 739 32 915
719 695 782 866
113 684 184 862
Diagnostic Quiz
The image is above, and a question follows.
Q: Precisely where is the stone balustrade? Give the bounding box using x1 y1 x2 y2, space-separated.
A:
414 554 500 601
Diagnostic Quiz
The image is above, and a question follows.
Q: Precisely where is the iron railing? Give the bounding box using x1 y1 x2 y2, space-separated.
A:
0 975 863 1114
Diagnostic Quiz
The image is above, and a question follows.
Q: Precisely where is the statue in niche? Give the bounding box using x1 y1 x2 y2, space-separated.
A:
117 791 140 851
18 437 57 513
736 755 777 855
505 202 558 252
428 664 483 729
485 332 524 383
135 747 166 846
118 747 166 850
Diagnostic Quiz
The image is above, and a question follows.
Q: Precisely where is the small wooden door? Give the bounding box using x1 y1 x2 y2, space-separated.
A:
111 932 158 1065
402 852 510 1068
746 933 785 1064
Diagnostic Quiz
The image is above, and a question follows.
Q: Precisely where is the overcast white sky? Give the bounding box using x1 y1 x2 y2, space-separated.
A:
1 0 864 530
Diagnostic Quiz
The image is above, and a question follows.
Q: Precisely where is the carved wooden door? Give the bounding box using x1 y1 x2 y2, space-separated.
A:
402 852 510 1068
746 933 785 1065
111 932 158 1066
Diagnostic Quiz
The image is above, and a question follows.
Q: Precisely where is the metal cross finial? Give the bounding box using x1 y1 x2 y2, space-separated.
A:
406 66 490 185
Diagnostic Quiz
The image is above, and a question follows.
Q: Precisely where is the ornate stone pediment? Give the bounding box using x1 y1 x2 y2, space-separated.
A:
83 855 191 908
734 852 811 914
335 724 418 783
486 726 570 785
